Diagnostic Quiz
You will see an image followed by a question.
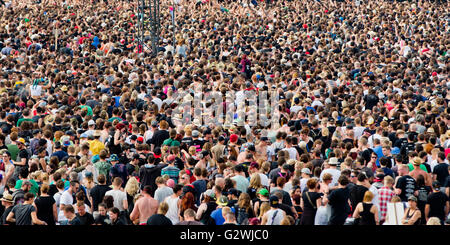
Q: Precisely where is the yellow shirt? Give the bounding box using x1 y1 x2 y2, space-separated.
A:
89 140 105 156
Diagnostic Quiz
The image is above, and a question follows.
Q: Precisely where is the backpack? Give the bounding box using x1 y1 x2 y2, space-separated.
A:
234 204 249 225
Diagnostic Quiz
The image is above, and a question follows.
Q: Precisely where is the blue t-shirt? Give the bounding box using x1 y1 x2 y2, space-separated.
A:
210 207 235 225
113 96 121 107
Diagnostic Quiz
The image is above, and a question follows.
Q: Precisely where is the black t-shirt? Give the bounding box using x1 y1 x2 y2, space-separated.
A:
302 191 322 212
432 163 449 186
350 185 368 211
279 203 295 218
426 191 449 221
16 149 30 166
445 176 450 188
146 214 173 225
48 184 59 197
77 212 95 225
11 204 35 225
0 206 14 225
150 130 170 148
68 216 82 225
192 179 207 205
89 185 112 211
190 139 205 152
34 196 56 225
94 215 111 225
395 175 417 202
328 187 351 224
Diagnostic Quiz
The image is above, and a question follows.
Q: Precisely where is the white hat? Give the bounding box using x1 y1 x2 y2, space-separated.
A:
328 157 339 165
88 120 96 126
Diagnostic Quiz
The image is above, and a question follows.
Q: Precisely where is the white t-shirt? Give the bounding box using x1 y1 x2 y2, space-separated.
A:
319 168 341 187
259 173 270 188
164 196 179 225
30 85 42 97
285 147 298 160
58 190 73 221
105 189 127 211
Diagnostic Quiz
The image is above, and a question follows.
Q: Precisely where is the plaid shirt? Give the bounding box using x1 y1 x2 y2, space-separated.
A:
378 186 395 221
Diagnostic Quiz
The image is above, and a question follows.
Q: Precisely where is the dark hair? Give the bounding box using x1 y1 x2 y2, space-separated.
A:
103 195 114 209
64 205 75 214
109 207 121 215
173 184 183 193
416 174 425 187
24 192 35 201
338 175 349 186
97 174 106 184
357 172 368 182
143 185 152 194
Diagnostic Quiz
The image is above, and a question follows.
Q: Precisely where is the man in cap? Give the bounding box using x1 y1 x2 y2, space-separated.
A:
89 131 105 156
425 181 449 224
210 196 234 225
261 195 286 225
0 193 15 225
300 168 312 192
109 154 127 187
210 135 226 164
12 138 29 180
320 157 341 187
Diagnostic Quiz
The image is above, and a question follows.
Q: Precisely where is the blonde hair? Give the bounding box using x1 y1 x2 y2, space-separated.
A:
384 175 394 185
249 173 262 189
158 202 169 215
259 202 270 218
125 177 140 196
426 217 441 225
391 196 401 203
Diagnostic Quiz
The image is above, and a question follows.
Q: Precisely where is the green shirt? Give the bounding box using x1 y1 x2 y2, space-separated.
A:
15 179 39 195
108 117 123 123
162 138 181 147
94 160 112 177
17 118 33 127
80 105 93 116
7 144 20 161
407 163 428 172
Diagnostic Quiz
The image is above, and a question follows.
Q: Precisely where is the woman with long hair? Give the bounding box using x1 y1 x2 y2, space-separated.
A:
124 177 140 214
247 173 262 202
235 193 256 224
178 192 197 221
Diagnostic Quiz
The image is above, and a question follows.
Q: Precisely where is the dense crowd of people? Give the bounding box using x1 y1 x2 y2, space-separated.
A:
0 0 449 226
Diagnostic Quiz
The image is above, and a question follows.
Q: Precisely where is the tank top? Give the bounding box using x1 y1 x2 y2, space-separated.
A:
359 203 376 225
165 196 180 225
405 208 420 225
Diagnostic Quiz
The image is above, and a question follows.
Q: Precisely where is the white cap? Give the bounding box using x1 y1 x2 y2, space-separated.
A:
88 120 96 126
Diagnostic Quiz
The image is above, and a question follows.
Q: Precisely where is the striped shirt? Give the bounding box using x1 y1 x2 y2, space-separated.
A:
161 165 180 184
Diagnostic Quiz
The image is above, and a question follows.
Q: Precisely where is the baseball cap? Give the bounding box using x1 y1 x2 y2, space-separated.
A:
228 188 240 197
216 195 228 206
110 154 119 162
192 130 200 137
432 181 441 191
408 196 417 202
151 120 158 127
301 168 311 175
218 136 225 142
260 136 269 142
269 195 280 208
17 138 26 145
88 120 96 126
229 134 238 143
204 189 216 199
258 188 269 197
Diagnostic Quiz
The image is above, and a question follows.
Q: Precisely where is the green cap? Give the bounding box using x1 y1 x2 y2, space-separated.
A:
258 188 269 197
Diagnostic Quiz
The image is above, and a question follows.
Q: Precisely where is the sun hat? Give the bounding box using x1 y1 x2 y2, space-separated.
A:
328 157 339 165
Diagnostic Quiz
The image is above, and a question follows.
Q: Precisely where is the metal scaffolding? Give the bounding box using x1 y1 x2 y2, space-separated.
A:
136 0 160 56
